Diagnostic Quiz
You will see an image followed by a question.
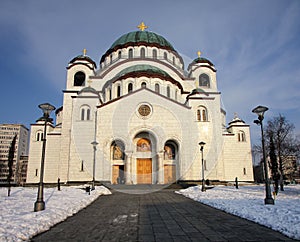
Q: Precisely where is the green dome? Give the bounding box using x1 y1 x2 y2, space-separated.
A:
110 31 175 51
116 64 170 79
100 31 176 63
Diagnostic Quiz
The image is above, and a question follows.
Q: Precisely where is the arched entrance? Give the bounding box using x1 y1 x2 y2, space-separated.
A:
111 140 125 184
134 132 157 184
163 140 178 184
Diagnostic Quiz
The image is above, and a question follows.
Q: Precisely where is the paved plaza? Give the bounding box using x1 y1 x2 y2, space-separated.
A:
32 186 296 241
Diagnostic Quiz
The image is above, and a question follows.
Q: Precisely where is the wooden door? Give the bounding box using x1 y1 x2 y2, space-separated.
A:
137 159 152 184
112 165 119 184
164 165 176 184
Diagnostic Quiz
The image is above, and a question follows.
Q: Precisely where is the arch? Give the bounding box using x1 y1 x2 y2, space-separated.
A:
155 83 160 93
140 48 145 58
197 106 208 122
74 71 85 86
117 85 121 97
111 140 125 160
166 86 171 98
238 130 246 142
128 49 133 59
199 73 210 88
128 83 133 93
153 49 157 59
118 50 122 59
141 82 147 88
164 52 168 60
137 138 151 152
36 130 43 141
164 141 178 160
80 105 91 121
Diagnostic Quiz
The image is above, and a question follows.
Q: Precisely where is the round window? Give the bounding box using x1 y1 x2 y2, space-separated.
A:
138 104 151 117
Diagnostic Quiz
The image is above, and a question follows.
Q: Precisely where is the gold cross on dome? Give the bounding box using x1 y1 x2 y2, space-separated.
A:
83 48 87 56
197 51 201 57
137 22 148 31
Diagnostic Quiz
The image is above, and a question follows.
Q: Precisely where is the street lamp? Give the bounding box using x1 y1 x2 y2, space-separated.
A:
199 141 206 192
91 141 98 190
252 105 274 205
34 103 55 212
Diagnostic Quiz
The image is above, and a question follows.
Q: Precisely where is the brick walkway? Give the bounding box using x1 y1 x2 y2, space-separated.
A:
32 188 296 241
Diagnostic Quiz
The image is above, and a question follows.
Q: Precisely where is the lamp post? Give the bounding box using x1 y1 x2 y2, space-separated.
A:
34 103 55 212
252 105 274 205
199 141 206 192
91 141 98 190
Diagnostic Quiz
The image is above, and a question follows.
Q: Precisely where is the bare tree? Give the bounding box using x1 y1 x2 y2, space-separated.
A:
7 135 17 196
265 114 300 191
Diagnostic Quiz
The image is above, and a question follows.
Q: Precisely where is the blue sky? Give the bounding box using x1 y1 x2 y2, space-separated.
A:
0 0 300 145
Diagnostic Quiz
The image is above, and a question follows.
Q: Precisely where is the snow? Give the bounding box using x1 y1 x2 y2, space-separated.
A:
0 185 111 242
1 185 299 241
176 184 300 240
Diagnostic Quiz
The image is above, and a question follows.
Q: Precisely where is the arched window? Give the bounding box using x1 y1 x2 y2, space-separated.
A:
238 131 246 142
199 74 210 88
175 90 178 100
36 131 43 141
137 138 151 152
118 51 122 59
141 82 146 88
86 109 91 120
164 143 176 160
153 49 157 59
167 86 171 98
128 49 133 59
81 108 85 121
74 71 85 86
109 88 112 100
172 56 175 65
128 83 133 93
164 52 168 60
197 106 208 122
140 48 145 58
80 106 91 121
155 83 160 93
111 141 125 160
117 85 121 97
110 54 113 64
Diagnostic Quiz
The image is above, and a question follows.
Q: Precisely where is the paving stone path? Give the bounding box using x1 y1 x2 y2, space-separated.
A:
32 188 296 242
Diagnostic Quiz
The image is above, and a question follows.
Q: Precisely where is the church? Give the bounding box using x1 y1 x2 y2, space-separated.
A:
26 23 254 185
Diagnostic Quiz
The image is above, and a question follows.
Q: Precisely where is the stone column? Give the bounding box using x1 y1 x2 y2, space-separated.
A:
125 151 133 184
157 152 164 184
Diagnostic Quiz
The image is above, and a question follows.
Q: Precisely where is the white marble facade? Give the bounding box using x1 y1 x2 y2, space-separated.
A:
26 25 254 184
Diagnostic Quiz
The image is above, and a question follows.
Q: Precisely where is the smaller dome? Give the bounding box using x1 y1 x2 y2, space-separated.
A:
69 55 97 69
78 86 98 95
116 64 170 79
188 57 214 71
228 114 245 125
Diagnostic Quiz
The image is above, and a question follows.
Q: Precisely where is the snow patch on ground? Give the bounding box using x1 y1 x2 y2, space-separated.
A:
176 185 300 240
0 186 111 241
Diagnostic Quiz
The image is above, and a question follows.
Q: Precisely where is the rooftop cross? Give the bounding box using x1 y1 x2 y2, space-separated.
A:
137 22 148 31
83 48 87 56
197 51 201 58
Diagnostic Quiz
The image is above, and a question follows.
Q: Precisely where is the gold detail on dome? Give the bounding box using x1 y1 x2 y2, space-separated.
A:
197 51 201 57
137 22 148 31
83 48 87 56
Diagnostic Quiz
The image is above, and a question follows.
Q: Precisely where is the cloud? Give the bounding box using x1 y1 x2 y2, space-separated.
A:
0 0 299 138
